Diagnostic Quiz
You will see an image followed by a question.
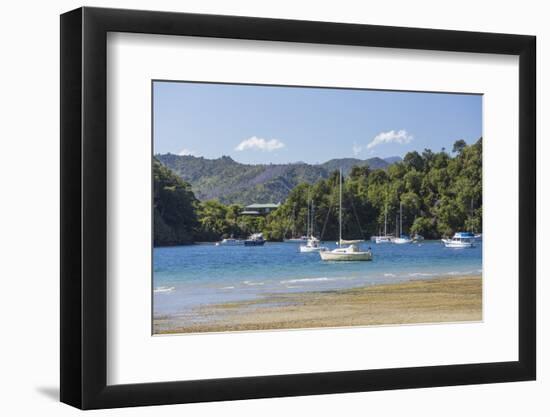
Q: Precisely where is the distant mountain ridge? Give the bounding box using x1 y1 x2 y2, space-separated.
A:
156 153 402 205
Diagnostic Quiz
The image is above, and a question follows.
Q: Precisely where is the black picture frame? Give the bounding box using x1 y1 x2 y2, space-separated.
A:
60 6 536 410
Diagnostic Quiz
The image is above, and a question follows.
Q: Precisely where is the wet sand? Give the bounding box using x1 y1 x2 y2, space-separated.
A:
154 275 482 334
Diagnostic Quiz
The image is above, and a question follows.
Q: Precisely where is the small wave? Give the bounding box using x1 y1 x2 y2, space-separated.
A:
154 286 175 294
408 272 435 277
280 277 337 284
220 286 235 290
383 273 396 277
285 285 302 289
243 281 264 286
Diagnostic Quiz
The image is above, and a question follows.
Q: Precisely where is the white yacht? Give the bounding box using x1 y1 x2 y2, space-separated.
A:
300 201 327 252
372 206 392 243
442 232 476 248
217 237 243 246
373 236 392 244
319 169 372 262
392 235 413 244
392 202 412 244
300 236 328 253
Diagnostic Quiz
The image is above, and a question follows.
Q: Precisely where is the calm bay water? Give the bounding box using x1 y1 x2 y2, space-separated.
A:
153 240 482 316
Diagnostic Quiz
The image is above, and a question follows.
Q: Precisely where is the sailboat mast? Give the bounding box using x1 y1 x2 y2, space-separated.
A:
306 200 310 236
395 214 398 237
291 204 296 238
470 198 474 233
339 168 343 245
384 206 387 236
311 201 315 237
399 202 403 237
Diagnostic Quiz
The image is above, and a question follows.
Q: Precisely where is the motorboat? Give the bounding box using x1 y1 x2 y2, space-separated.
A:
217 237 243 246
244 233 266 246
442 232 476 248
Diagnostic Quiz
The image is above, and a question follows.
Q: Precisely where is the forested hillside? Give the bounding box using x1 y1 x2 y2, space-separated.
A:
156 154 398 205
153 139 482 246
263 139 482 241
153 159 198 246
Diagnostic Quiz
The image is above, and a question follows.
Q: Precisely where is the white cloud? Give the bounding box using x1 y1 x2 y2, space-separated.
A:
178 148 195 156
366 129 413 150
235 136 285 152
352 142 363 156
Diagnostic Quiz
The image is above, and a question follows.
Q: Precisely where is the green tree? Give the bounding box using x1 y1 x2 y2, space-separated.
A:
153 159 198 246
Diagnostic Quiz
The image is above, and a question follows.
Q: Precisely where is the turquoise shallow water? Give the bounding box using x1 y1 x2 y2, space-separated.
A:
153 240 482 315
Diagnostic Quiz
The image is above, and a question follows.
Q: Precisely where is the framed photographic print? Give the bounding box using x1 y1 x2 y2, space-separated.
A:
60 6 536 409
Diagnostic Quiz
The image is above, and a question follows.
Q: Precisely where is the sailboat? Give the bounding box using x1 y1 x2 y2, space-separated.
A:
392 202 412 244
372 205 392 244
320 170 373 261
300 201 328 253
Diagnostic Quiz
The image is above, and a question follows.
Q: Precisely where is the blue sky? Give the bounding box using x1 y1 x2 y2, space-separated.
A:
153 81 482 164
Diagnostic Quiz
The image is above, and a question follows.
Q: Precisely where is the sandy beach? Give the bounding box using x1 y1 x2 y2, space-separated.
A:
154 275 482 334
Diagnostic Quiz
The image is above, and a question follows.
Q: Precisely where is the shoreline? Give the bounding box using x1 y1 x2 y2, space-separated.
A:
154 275 482 334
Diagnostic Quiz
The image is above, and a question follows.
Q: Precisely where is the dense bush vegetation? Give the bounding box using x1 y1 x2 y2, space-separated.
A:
263 139 482 241
154 139 482 246
153 159 198 246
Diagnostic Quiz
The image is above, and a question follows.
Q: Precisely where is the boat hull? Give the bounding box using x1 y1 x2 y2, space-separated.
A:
299 245 328 253
441 239 475 248
392 238 412 244
244 240 265 246
319 251 372 261
219 240 243 246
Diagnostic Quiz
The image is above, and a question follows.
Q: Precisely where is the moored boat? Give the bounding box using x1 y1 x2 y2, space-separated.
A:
319 169 373 262
442 232 476 248
391 202 412 244
300 236 328 253
392 234 413 244
284 236 308 243
373 235 392 244
320 244 372 261
217 237 243 246
299 201 328 252
372 206 392 243
244 233 266 246
412 234 424 242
